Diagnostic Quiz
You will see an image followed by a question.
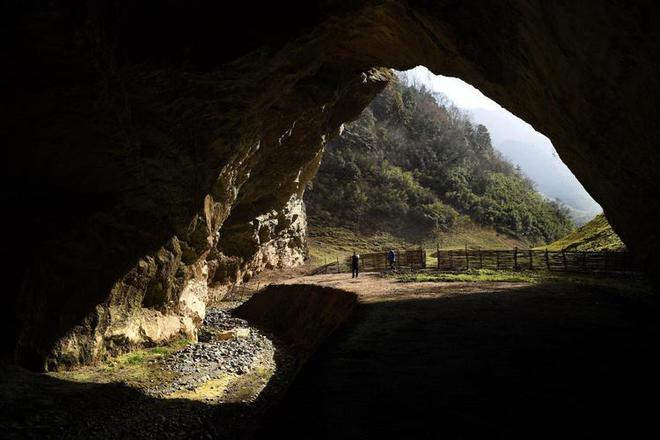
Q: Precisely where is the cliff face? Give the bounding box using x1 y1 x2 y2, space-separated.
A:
4 1 660 369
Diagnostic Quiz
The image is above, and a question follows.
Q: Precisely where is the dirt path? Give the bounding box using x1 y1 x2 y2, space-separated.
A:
256 273 660 439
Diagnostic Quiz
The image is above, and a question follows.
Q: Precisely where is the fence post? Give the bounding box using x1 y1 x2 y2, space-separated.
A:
529 249 533 270
465 243 470 270
479 247 483 269
449 250 453 270
325 257 328 274
561 249 567 271
545 248 550 271
337 257 340 274
496 251 500 270
513 247 518 270
437 243 440 270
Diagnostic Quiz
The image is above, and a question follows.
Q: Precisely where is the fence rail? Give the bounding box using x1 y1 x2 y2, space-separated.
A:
221 283 259 302
435 248 639 273
325 249 428 273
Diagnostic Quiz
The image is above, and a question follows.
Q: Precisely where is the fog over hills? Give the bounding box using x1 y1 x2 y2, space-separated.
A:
401 67 602 225
468 108 602 224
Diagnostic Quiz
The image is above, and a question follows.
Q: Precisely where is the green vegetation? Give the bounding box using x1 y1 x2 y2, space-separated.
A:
539 213 625 251
53 338 191 386
394 269 649 295
307 224 412 262
397 269 537 283
306 77 573 249
307 216 527 265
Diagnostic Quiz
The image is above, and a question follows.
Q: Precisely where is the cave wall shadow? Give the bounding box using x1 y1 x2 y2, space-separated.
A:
255 283 660 439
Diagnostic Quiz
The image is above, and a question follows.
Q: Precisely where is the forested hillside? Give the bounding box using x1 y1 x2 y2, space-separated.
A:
305 78 574 248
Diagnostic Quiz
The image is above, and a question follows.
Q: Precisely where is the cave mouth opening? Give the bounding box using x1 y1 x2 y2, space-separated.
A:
303 65 611 267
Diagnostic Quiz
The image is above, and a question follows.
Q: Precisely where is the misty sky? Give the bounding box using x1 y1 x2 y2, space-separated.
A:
403 66 552 145
405 66 503 110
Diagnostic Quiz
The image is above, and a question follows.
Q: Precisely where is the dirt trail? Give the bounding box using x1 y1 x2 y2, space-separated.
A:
256 272 660 439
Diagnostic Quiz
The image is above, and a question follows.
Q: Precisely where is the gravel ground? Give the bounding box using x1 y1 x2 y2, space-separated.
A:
148 309 276 397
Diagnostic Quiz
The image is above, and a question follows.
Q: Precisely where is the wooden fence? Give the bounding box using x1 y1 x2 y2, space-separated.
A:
435 248 639 273
337 249 427 273
221 283 260 302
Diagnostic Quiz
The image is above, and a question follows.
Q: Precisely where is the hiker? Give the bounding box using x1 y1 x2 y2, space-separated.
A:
388 249 397 270
351 251 360 278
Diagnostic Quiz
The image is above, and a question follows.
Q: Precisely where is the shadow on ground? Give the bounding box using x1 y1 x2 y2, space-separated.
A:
1 342 296 440
3 281 659 439
0 284 357 440
257 282 660 439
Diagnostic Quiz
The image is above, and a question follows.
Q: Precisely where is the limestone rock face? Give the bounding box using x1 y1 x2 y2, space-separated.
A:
5 1 660 368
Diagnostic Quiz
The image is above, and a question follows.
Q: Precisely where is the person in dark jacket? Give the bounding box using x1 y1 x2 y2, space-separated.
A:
387 249 396 270
351 251 360 278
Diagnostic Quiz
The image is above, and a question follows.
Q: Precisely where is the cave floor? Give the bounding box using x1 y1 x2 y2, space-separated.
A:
256 272 660 439
2 272 659 439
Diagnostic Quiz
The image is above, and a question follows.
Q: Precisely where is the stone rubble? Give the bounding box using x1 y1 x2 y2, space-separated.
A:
147 308 275 397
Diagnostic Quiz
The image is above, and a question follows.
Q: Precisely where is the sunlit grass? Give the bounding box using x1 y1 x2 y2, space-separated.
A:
307 215 529 267
397 269 536 283
394 269 652 295
52 338 192 386
536 213 625 252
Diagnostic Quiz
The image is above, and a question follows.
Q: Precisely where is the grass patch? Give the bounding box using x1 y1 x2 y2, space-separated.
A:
397 269 537 283
124 353 145 365
394 269 652 295
52 337 192 388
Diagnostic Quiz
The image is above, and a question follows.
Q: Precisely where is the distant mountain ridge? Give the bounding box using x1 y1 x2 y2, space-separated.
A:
468 107 601 224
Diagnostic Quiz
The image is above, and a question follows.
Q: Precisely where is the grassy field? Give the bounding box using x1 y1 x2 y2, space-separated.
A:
307 215 529 265
537 213 625 251
394 269 650 295
428 216 530 250
307 226 412 263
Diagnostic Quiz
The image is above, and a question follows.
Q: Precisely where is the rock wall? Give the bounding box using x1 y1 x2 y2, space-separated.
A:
5 1 660 369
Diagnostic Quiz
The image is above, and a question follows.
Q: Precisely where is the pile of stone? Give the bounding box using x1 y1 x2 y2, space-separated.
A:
201 309 250 331
150 308 274 395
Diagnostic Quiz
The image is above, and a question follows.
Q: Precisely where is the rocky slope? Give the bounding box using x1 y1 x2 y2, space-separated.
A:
5 1 660 369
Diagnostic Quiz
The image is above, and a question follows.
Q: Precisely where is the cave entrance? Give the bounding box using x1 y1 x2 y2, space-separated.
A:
304 66 619 270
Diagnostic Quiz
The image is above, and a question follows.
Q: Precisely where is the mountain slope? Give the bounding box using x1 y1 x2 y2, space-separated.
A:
305 78 574 254
540 214 625 251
